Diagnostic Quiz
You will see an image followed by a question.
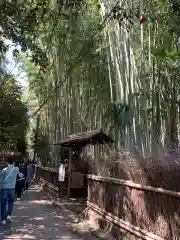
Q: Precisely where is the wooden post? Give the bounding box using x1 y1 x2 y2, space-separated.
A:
68 148 72 198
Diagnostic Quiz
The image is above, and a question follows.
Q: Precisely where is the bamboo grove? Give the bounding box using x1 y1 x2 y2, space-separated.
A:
21 0 180 165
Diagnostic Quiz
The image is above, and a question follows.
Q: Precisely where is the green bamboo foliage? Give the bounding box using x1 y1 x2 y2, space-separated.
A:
97 0 180 157
25 0 180 165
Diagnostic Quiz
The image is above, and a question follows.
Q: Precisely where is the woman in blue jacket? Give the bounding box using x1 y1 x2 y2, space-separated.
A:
0 157 23 224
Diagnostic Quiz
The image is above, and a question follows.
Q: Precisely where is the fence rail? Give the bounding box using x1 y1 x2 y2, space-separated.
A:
35 166 87 198
36 166 59 186
87 175 180 240
35 166 68 195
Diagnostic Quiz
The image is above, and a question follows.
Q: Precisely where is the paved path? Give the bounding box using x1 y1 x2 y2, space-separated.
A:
0 185 96 240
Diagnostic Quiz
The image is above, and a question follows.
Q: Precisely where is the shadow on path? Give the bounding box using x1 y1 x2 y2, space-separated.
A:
0 185 96 240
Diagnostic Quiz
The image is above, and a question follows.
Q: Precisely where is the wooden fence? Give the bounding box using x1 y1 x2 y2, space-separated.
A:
36 166 60 187
35 166 180 239
35 166 68 196
87 175 180 240
35 166 87 198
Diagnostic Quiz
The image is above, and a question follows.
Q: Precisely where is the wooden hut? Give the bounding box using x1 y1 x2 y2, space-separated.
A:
54 129 113 197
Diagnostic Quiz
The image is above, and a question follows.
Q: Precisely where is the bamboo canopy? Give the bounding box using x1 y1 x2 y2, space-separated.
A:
27 0 180 167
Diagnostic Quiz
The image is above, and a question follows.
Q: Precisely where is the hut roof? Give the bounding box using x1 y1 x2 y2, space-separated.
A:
54 129 113 147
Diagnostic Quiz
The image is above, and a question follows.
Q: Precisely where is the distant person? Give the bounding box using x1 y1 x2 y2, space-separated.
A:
32 160 36 180
0 157 23 224
25 161 34 190
15 161 26 200
0 161 8 171
19 160 27 192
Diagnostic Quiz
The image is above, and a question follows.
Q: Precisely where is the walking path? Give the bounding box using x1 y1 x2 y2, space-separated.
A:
0 185 97 240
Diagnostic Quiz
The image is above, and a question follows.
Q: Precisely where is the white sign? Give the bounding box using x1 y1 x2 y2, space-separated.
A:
58 164 65 182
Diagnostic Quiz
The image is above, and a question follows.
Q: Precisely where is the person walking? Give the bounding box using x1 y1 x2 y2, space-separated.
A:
19 160 27 193
32 160 36 178
0 156 23 224
25 161 34 190
15 161 26 200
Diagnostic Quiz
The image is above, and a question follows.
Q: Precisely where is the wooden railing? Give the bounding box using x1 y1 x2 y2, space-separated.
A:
35 166 87 198
36 166 59 186
87 175 180 240
35 166 68 194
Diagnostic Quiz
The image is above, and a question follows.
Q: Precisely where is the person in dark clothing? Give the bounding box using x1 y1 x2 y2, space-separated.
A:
0 162 8 171
31 160 36 178
19 161 27 191
19 161 27 177
25 161 34 190
15 161 26 200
